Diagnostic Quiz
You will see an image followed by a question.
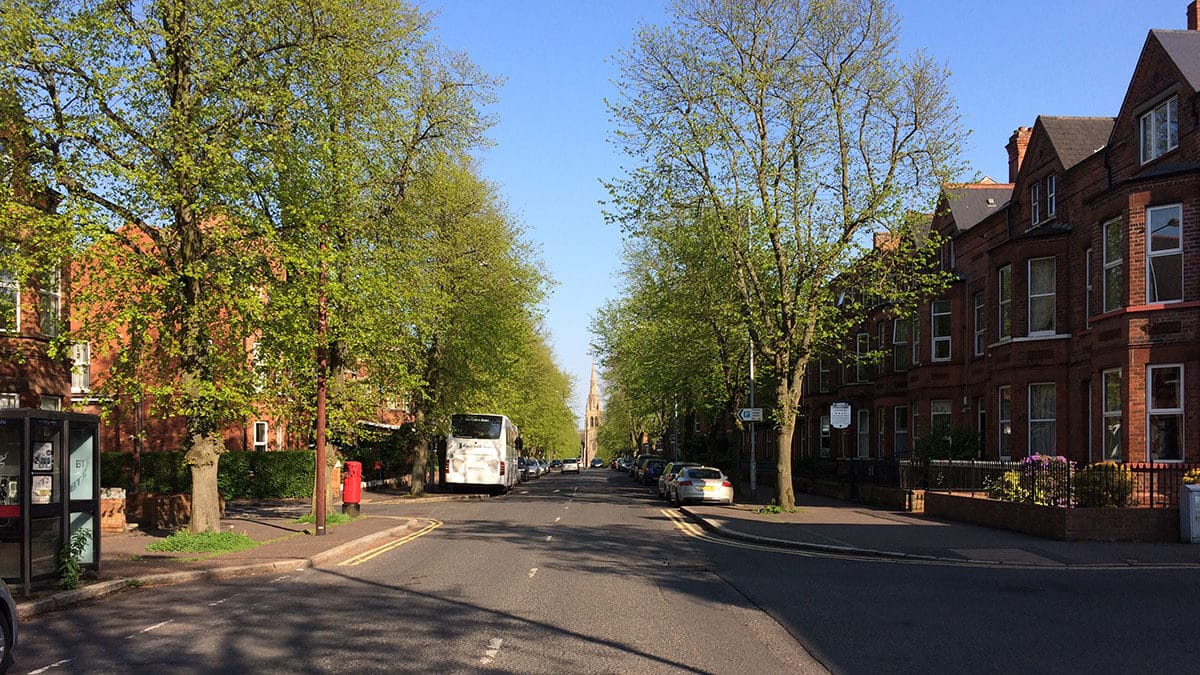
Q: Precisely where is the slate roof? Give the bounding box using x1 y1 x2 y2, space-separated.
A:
943 182 1011 233
1038 116 1115 171
1152 29 1200 91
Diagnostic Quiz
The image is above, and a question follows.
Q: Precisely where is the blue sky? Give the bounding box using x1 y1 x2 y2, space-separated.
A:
428 0 1184 421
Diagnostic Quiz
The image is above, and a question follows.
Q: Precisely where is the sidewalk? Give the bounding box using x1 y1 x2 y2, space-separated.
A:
679 492 1200 568
15 490 459 620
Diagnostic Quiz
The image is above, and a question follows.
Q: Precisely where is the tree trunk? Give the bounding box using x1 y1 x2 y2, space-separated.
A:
774 378 798 510
185 433 223 532
409 436 427 495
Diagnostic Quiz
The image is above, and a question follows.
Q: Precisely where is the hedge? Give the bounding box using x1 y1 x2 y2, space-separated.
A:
101 451 316 499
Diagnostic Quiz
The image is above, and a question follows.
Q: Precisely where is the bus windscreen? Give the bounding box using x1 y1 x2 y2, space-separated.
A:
451 415 503 439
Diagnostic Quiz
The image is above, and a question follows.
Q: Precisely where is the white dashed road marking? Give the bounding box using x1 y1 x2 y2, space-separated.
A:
528 568 538 579
29 659 73 673
126 620 173 639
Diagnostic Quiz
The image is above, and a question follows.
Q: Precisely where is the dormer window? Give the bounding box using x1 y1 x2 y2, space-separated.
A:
1031 174 1056 226
1140 96 1178 164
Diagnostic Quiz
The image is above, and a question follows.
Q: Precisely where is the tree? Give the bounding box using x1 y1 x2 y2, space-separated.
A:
606 0 964 508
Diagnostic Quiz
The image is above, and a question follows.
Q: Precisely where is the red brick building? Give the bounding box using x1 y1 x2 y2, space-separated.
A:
801 7 1200 466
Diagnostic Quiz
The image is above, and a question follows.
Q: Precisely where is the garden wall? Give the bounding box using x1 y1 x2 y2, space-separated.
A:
925 492 1179 542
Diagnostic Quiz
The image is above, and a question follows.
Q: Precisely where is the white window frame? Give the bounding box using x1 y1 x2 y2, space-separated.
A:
253 421 269 451
1147 364 1184 462
1103 217 1123 312
71 342 91 393
998 386 1012 460
1027 257 1056 336
930 399 951 434
0 393 18 409
1084 248 1092 326
877 406 885 455
39 396 62 411
1146 204 1183 304
998 265 1012 340
0 263 17 334
1030 182 1040 225
818 359 830 393
1046 174 1056 218
973 291 985 356
892 319 910 372
1028 383 1056 456
976 398 986 458
931 300 951 361
894 406 909 458
856 410 870 458
1140 96 1178 164
855 332 870 382
1102 368 1122 462
38 270 61 338
819 415 831 457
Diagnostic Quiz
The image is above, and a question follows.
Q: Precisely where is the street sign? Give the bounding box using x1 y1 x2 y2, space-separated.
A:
737 407 763 423
830 401 851 429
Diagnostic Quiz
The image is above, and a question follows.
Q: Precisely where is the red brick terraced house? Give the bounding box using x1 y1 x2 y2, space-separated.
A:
800 6 1200 467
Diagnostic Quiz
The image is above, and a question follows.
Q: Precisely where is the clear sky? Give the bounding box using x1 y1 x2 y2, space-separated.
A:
428 0 1184 422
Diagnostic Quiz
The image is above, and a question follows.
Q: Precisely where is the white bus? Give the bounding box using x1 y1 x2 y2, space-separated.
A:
445 413 521 493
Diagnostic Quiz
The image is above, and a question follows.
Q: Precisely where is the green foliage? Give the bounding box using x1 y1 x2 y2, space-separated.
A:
102 451 315 499
146 530 258 554
1075 462 1134 508
294 512 353 526
913 426 982 462
756 500 795 515
984 471 1028 503
58 527 92 590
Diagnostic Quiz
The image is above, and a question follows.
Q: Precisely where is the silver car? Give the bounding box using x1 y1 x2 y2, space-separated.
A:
671 466 734 505
561 457 580 474
658 462 700 499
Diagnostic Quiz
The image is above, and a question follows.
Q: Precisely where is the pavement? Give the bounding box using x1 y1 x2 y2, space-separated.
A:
16 482 1200 619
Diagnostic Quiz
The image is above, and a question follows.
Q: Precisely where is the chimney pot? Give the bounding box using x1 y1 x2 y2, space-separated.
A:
1190 1 1199 30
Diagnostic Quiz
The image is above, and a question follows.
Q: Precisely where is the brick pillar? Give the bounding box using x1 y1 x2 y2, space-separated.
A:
1189 1 1199 30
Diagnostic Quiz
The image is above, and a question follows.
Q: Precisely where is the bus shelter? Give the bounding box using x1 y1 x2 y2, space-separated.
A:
0 410 101 594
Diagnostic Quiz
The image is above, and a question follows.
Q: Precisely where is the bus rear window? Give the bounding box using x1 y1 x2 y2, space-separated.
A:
451 415 502 439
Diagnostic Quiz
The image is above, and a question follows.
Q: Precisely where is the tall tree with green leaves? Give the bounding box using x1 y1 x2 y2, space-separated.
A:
606 0 964 507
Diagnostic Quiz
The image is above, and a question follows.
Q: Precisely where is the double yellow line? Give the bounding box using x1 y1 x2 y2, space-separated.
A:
339 518 443 566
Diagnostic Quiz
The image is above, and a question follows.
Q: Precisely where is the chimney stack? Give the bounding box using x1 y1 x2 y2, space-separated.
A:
1006 127 1032 183
1190 1 1199 30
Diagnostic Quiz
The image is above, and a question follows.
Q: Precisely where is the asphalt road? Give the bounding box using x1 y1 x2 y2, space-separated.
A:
15 470 1200 673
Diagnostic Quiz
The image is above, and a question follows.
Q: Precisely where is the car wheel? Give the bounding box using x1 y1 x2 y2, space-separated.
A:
0 613 12 673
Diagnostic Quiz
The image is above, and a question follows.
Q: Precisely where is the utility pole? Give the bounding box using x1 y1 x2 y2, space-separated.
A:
749 335 756 498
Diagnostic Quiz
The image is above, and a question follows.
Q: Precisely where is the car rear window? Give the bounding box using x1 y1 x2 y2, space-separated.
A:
647 460 665 469
689 469 722 479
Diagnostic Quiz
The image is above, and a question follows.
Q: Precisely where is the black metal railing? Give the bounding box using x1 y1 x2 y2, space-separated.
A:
800 457 1200 509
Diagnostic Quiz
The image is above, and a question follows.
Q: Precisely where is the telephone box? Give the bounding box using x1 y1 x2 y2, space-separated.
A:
0 410 102 594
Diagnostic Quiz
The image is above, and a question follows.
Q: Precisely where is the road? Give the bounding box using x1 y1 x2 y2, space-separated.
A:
15 470 1200 673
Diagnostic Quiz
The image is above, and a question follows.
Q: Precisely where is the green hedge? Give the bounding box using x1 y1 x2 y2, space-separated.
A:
101 451 316 499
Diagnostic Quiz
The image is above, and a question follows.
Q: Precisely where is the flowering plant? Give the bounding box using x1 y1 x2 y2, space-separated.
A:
1183 469 1200 485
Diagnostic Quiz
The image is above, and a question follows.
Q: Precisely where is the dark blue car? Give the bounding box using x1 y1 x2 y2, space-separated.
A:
641 459 667 485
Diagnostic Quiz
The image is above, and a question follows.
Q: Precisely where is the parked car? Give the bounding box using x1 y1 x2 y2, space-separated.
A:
590 458 605 468
520 458 539 480
550 459 562 469
631 454 658 481
658 462 700 499
562 457 580 474
671 466 734 505
640 458 667 486
0 578 16 672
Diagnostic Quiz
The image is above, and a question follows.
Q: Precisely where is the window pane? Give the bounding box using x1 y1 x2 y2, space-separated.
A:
1104 267 1123 312
1141 113 1153 162
1030 383 1056 418
1103 419 1121 461
1149 367 1181 410
1150 415 1182 461
1148 254 1182 303
1030 421 1055 455
1030 297 1055 333
1149 207 1181 252
1168 97 1179 149
1029 258 1055 294
1103 370 1121 412
1104 220 1121 264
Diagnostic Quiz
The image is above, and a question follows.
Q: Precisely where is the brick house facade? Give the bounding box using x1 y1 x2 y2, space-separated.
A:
800 8 1200 466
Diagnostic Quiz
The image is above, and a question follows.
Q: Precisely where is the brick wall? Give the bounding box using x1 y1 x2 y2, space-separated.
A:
925 492 1179 542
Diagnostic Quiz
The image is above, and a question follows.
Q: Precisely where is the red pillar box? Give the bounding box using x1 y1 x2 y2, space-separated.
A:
342 461 362 516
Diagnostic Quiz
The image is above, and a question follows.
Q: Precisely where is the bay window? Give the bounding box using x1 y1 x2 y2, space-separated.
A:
1146 204 1182 303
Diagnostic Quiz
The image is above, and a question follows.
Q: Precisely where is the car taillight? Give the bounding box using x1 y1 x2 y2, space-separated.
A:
722 481 731 487
678 480 692 486
500 461 505 475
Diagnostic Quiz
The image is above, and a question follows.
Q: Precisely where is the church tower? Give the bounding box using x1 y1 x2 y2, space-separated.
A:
583 362 601 465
